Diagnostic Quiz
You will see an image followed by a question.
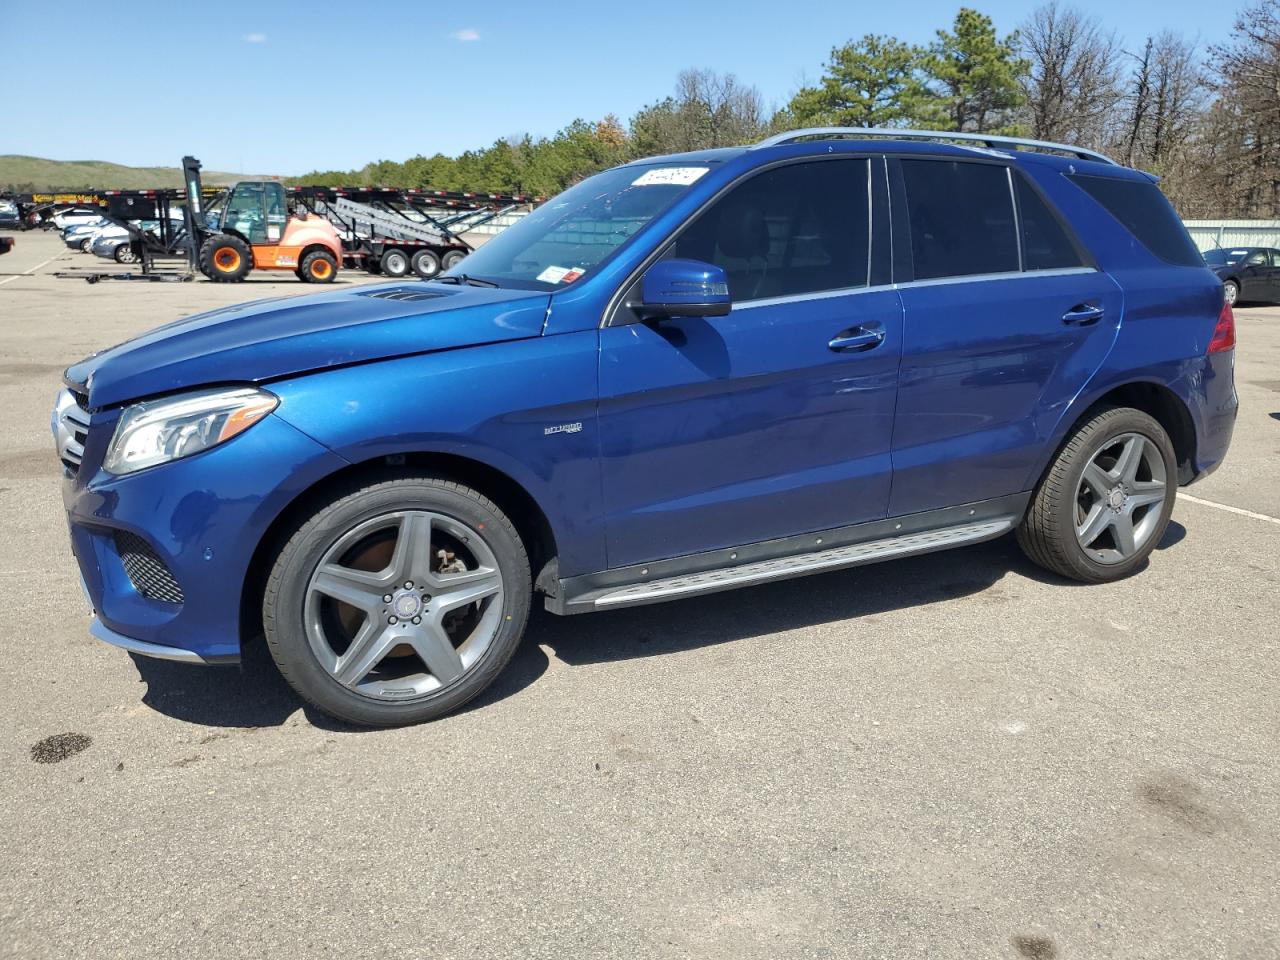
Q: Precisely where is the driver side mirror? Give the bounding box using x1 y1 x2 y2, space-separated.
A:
639 258 731 319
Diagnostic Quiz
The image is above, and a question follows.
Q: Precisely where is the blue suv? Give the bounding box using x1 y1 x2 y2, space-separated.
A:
54 128 1238 726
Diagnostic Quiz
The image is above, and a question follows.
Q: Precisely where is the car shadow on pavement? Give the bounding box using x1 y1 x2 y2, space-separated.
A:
129 528 1187 729
538 535 1032 669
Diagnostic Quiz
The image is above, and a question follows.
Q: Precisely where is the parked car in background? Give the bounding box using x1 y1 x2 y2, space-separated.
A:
62 218 112 250
90 215 186 264
0 200 21 229
53 128 1237 727
51 206 104 231
1204 246 1280 304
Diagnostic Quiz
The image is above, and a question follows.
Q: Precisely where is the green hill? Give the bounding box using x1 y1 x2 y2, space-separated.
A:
0 155 280 191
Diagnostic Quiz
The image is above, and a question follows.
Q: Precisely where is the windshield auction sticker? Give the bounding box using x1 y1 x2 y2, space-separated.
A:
537 265 585 284
631 167 709 187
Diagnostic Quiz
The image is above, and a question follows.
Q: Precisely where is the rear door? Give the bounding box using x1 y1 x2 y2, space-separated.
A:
597 156 902 567
888 157 1122 516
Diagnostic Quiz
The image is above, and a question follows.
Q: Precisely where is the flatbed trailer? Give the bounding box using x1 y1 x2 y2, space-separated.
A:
51 187 221 281
293 186 540 279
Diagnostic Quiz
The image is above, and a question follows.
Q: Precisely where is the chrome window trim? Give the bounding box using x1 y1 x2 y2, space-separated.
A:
732 266 1100 311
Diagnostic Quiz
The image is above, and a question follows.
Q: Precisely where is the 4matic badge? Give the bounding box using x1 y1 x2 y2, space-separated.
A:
544 422 583 436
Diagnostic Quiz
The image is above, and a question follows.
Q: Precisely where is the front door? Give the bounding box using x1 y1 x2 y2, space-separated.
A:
597 157 902 568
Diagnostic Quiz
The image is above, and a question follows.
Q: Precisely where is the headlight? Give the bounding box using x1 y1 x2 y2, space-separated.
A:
104 386 278 475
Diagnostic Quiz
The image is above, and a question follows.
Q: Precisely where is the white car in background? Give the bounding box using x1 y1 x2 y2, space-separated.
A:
51 206 104 231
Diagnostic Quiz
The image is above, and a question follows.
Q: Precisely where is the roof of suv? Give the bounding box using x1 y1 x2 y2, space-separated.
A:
627 129 1155 183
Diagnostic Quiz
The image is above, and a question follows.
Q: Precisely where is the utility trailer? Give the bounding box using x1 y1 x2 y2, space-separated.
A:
295 186 540 279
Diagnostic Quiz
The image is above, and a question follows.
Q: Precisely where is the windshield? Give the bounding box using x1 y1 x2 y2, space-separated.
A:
439 162 714 289
1203 249 1249 266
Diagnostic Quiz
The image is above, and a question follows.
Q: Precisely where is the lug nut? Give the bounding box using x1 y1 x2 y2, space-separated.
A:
388 615 398 625
383 594 393 603
412 616 421 625
404 581 413 589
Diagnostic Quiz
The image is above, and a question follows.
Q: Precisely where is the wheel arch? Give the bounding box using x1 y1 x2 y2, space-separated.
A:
298 242 337 267
1032 379 1198 495
239 450 560 646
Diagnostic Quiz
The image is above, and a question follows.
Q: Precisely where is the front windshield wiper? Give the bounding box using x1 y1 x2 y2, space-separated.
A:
433 273 500 288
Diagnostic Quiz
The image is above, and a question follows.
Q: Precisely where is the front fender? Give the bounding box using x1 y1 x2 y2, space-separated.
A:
267 331 606 576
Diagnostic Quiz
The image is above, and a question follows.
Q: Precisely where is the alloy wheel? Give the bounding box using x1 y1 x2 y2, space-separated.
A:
303 510 504 699
1074 433 1168 564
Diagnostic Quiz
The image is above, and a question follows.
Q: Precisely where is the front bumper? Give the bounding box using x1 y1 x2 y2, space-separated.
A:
89 616 211 663
63 409 347 662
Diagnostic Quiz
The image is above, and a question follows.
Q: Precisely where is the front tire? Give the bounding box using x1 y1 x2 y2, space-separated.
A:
1017 407 1176 582
114 242 138 264
199 234 253 282
263 477 531 727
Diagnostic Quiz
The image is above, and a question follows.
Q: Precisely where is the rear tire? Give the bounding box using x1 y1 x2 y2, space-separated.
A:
262 476 532 727
1223 279 1239 306
300 249 338 283
198 234 253 282
441 249 467 270
1017 406 1176 583
411 249 441 279
380 248 410 278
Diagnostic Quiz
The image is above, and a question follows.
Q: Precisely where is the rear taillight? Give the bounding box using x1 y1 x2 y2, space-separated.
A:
1208 301 1235 354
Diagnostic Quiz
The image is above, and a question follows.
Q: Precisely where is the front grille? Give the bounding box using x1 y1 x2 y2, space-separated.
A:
115 531 185 604
362 287 446 302
53 388 91 475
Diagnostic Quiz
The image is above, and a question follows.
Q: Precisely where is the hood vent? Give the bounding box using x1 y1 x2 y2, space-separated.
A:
361 287 448 303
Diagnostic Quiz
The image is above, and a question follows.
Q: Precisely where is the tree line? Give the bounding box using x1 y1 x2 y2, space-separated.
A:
296 0 1279 219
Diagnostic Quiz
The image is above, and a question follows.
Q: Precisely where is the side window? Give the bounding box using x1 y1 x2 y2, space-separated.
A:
672 159 869 302
899 159 1019 280
1245 250 1269 266
1068 174 1202 267
1015 175 1086 270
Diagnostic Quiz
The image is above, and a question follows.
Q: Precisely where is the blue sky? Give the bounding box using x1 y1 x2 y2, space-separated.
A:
4 0 1229 174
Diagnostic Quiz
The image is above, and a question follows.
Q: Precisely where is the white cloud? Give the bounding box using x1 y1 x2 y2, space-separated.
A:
451 28 480 42
243 32 267 43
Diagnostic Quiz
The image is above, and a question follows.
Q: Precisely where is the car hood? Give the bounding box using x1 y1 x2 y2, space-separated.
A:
67 282 551 409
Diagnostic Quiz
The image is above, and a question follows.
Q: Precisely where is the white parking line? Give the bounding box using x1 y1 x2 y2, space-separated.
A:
0 253 62 286
1179 492 1280 527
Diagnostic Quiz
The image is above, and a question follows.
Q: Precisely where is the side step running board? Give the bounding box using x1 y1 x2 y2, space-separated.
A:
580 517 1014 611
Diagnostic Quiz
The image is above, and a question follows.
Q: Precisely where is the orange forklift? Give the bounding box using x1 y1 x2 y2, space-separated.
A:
181 156 343 283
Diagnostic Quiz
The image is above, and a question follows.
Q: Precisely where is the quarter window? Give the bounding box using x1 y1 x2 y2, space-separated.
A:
1068 173 1202 267
672 159 870 302
899 159 1019 280
1015 175 1086 270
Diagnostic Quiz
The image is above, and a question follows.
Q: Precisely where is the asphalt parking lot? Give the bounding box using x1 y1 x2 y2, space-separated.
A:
1 230 1277 959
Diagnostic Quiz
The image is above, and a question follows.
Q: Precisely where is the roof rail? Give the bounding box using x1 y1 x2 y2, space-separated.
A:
753 127 1118 166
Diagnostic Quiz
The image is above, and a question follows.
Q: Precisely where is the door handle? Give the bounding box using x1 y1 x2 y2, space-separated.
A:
1062 303 1104 326
828 325 885 352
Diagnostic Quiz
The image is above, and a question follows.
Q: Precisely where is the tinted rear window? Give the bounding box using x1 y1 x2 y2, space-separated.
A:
1069 174 1202 266
1015 175 1086 270
900 159 1019 280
